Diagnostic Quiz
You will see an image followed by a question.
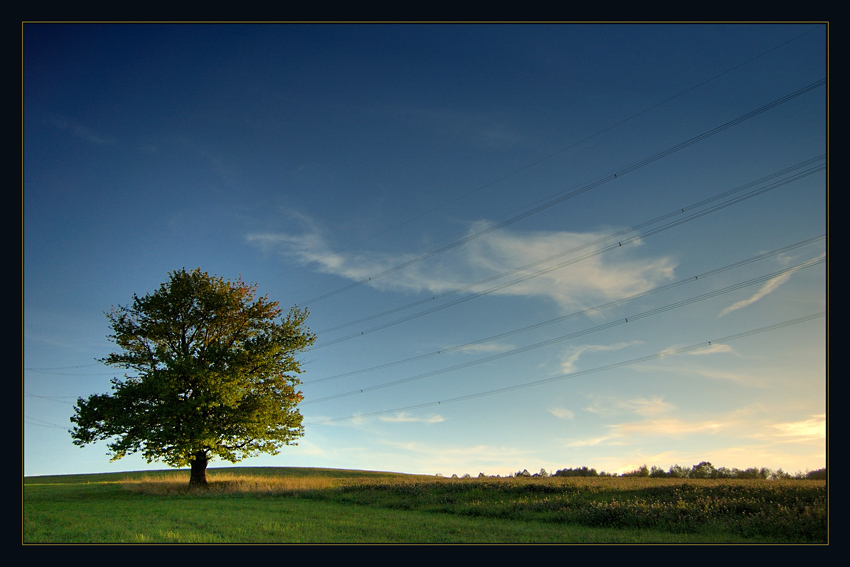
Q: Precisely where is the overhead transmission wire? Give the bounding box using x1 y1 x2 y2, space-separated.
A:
299 79 826 305
304 311 826 425
314 155 825 337
27 32 827 434
267 26 821 291
310 159 825 349
25 416 71 430
305 233 825 385
28 32 821 375
303 256 825 405
24 392 76 404
24 363 113 376
311 163 823 349
26 368 117 376
28 162 824 378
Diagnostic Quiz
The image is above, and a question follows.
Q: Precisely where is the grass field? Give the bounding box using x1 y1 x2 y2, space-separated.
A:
23 467 827 544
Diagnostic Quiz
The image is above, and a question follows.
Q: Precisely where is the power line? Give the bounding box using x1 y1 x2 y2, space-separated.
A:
305 234 825 384
314 156 825 337
23 362 110 375
25 368 115 376
310 161 825 349
299 79 826 305
304 312 826 425
304 258 824 405
24 416 71 430
25 363 99 370
265 27 822 290
25 392 76 404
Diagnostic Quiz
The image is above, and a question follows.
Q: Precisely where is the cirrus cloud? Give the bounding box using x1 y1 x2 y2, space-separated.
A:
247 215 678 313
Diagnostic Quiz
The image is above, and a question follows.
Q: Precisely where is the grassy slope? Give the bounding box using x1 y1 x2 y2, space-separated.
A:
23 467 826 544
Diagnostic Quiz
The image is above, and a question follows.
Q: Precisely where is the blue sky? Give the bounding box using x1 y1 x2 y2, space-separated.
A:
23 23 827 478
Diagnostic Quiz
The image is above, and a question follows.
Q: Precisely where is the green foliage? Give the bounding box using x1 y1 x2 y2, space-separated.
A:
622 464 651 477
689 461 716 479
547 463 824 481
806 468 827 480
70 269 316 482
649 466 667 478
553 466 599 477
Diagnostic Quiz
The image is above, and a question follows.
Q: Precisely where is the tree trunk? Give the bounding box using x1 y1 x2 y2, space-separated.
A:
189 451 208 487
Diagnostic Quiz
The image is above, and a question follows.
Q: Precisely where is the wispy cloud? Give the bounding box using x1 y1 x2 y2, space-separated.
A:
464 223 676 311
246 214 677 311
564 434 619 447
594 407 825 459
449 342 515 355
687 343 736 356
45 116 114 146
548 407 575 420
770 414 825 441
560 342 638 374
622 396 676 416
716 251 826 318
378 412 445 424
719 272 793 316
610 417 728 438
634 359 758 385
583 394 674 417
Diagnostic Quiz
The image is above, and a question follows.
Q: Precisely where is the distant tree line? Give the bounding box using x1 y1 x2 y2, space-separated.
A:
522 462 826 480
619 461 826 480
551 466 610 477
508 467 613 478
445 463 825 480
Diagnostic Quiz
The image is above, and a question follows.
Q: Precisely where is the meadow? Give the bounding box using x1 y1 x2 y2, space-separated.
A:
23 467 827 544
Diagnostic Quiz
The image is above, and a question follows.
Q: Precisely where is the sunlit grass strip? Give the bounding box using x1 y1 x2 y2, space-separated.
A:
119 470 340 495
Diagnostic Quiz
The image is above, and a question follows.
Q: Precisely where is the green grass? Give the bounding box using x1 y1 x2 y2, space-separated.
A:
23 467 827 544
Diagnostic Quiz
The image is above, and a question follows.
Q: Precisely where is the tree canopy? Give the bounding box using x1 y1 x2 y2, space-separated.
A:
71 268 316 485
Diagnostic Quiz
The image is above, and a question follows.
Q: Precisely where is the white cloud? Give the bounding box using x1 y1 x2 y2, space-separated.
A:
564 434 619 447
687 343 736 356
449 342 514 355
548 408 575 420
610 417 727 437
770 414 826 441
621 396 676 416
378 412 445 424
715 251 826 319
560 342 638 374
592 408 825 464
719 272 793 316
633 359 759 385
246 215 677 312
464 223 676 311
583 394 673 417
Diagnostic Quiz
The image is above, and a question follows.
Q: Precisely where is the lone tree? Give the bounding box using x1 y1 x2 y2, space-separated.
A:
71 268 316 486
